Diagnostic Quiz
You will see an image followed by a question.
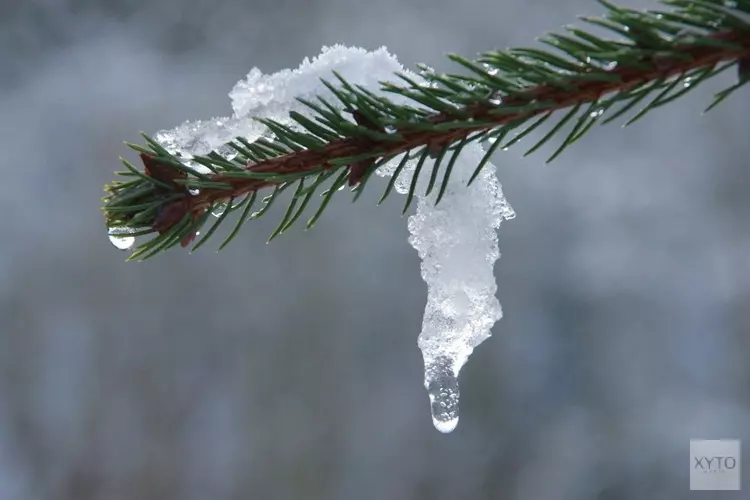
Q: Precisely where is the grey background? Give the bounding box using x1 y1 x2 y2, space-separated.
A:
1 0 749 498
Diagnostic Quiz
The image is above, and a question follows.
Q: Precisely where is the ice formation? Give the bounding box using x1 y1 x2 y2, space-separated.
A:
376 147 514 432
153 45 514 433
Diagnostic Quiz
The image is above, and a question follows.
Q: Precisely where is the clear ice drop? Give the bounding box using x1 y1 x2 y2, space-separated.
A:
425 356 460 433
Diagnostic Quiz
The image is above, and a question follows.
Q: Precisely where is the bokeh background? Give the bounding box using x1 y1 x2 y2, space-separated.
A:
2 0 750 498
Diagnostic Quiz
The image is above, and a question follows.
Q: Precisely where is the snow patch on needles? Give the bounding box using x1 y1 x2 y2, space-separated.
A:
154 45 413 163
154 45 514 433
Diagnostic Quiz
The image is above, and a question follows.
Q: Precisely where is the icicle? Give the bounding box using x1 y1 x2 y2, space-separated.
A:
378 131 514 433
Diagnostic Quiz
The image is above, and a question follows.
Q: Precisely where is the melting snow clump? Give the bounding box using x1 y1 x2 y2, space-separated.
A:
152 45 514 433
376 144 514 432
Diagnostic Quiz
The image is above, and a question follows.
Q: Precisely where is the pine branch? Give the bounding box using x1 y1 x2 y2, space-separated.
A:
103 0 750 259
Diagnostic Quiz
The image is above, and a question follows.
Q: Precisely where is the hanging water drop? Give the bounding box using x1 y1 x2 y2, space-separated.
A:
424 356 460 433
212 203 228 217
212 195 247 217
108 234 134 251
107 227 135 251
589 108 604 119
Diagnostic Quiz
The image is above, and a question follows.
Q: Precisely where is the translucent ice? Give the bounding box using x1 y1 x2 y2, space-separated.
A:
376 134 514 433
150 45 514 433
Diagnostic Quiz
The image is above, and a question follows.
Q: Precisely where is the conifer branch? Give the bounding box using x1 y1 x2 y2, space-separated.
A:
103 0 750 259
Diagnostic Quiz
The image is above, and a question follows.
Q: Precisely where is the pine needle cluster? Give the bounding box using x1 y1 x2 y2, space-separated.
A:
102 0 750 260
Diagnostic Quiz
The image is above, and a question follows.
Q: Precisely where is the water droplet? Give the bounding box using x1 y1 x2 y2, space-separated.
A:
211 195 247 217
683 77 694 88
385 125 398 134
482 64 499 76
337 184 347 191
489 96 502 106
424 356 460 433
108 234 134 250
189 188 200 196
107 227 136 250
589 108 604 118
212 203 228 217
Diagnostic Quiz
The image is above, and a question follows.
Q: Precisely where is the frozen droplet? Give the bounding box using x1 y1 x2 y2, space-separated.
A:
107 227 136 250
424 357 460 433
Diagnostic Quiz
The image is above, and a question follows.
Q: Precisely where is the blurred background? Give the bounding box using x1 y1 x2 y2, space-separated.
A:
1 0 750 498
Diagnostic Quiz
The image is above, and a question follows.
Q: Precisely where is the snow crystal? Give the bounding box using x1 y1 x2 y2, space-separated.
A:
153 45 514 433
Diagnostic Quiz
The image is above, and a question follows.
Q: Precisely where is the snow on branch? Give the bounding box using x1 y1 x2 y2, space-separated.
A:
151 46 515 432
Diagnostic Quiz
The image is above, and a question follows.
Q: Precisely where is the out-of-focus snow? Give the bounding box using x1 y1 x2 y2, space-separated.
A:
153 45 514 433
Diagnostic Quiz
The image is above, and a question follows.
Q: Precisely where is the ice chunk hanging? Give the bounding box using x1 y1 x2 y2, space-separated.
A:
376 146 514 432
153 45 514 433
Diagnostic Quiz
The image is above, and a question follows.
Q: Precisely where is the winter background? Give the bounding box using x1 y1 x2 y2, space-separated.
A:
2 0 750 499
